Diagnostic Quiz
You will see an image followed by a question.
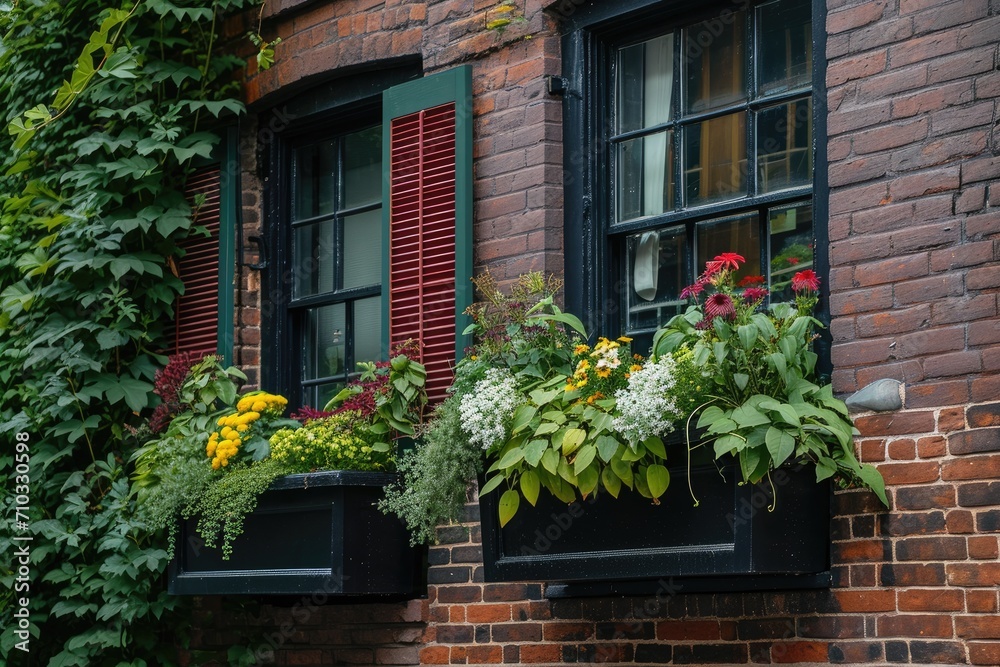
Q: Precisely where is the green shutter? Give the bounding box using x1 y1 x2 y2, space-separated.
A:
382 66 473 402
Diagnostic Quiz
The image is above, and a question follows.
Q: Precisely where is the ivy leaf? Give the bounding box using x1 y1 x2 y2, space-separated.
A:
520 470 540 506
498 489 520 527
646 464 670 498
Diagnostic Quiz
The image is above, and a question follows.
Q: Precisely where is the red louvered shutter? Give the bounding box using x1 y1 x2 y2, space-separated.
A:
171 165 222 358
384 67 473 404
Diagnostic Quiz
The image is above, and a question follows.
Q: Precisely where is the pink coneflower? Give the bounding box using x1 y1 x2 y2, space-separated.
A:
705 292 736 319
742 287 769 303
791 269 820 292
680 282 705 300
695 315 715 330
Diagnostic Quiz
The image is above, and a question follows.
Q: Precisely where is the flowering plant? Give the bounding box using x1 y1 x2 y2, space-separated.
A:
653 253 887 505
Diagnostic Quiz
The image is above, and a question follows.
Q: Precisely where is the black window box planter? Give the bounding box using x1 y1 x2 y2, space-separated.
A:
479 450 831 594
169 470 426 598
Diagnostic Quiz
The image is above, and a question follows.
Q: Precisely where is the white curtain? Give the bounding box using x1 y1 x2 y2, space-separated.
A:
642 34 673 217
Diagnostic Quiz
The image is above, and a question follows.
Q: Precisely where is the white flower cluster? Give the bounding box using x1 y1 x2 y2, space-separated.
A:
613 356 681 447
459 367 522 451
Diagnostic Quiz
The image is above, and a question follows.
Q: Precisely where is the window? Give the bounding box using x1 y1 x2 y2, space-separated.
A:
286 123 384 409
264 66 473 410
563 0 826 360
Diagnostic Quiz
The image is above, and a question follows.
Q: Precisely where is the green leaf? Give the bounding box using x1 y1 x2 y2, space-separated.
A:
733 372 749 391
497 447 524 469
737 323 757 350
573 443 597 475
529 388 561 406
732 404 770 429
562 428 586 455
480 474 505 496
540 448 560 474
577 465 599 497
858 463 889 507
643 436 666 459
511 404 538 434
646 464 670 498
532 311 588 336
523 439 548 466
244 436 270 460
520 470 540 506
498 490 521 527
595 435 620 462
601 466 622 498
765 426 796 468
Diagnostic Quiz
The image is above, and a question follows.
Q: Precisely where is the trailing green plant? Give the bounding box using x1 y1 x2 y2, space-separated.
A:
0 0 261 662
652 254 888 506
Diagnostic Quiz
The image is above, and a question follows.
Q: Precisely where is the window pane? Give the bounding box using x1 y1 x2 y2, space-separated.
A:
617 130 674 222
684 11 747 114
684 112 747 206
294 220 336 298
696 213 760 283
302 381 343 412
757 99 812 193
627 227 688 331
757 0 812 96
344 126 382 209
293 140 337 220
343 208 382 289
769 202 813 300
303 303 346 380
353 297 382 363
617 33 675 134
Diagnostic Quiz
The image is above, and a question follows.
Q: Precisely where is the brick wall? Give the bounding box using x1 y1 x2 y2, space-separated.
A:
206 0 1000 664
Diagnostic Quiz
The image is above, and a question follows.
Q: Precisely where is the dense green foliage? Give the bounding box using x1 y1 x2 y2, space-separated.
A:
0 0 259 662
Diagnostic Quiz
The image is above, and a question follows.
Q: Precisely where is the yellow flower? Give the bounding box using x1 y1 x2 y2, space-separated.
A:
630 364 642 373
575 378 588 388
206 442 216 456
236 424 249 433
574 344 590 355
251 400 266 412
617 336 633 343
211 459 221 470
565 382 576 392
595 367 611 379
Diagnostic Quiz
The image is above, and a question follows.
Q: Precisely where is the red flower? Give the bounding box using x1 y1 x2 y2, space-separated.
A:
787 257 800 265
680 282 705 300
712 252 745 272
704 293 736 319
742 287 769 303
791 269 820 292
737 275 765 287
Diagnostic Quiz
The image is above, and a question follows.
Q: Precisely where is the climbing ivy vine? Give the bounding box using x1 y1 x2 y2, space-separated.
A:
0 0 261 663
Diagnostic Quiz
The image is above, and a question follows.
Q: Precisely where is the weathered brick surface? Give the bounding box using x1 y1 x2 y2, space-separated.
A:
200 0 1000 664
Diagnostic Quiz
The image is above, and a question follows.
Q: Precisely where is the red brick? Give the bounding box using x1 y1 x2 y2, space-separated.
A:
968 403 1000 427
542 622 593 641
923 351 982 379
943 455 1000 481
947 509 976 533
466 646 502 664
888 30 957 68
465 604 511 623
848 15 915 53
896 535 968 560
420 647 450 665
879 461 941 486
856 305 931 337
950 428 1000 455
856 360 925 388
829 181 890 216
895 327 966 360
948 563 1000 587
887 439 916 460
969 536 999 559
828 50 888 87
898 588 965 612
828 155 892 188
931 240 996 272
519 645 561 663
770 641 829 663
834 589 897 612
892 80 974 119
657 620 726 641
969 266 1000 291
881 562 947 586
918 435 948 457
973 376 1000 402
928 46 995 85
892 131 988 173
956 185 988 213
967 590 999 613
491 623 541 642
971 642 1000 666
829 102 892 136
958 615 1000 639
858 62 928 100
912 0 989 34
449 606 466 623
854 118 930 155
832 338 894 366
895 484 956 510
904 380 970 408
855 411 936 437
938 407 966 432
860 439 887 463
930 100 996 138
896 275 965 306
854 254 929 287
437 586 483 604
877 614 953 638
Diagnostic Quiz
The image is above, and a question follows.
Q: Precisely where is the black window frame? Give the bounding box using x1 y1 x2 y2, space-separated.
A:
561 0 831 379
261 64 421 409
